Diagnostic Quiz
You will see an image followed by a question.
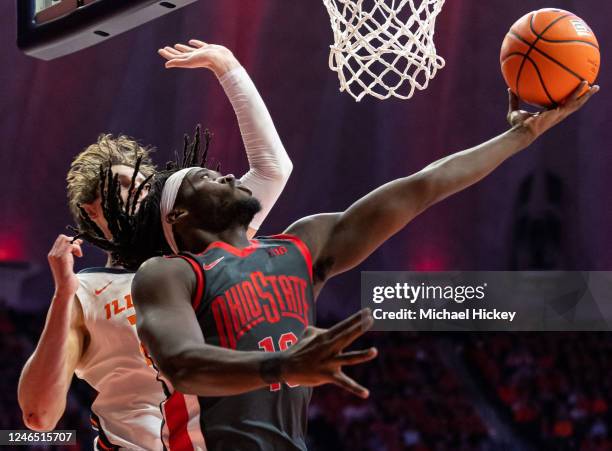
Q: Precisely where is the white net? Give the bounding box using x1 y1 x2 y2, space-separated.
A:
323 0 446 101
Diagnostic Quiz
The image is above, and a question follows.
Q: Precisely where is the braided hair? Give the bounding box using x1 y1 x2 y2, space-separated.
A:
72 125 214 269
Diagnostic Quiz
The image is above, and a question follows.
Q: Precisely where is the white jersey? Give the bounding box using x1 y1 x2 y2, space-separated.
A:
75 267 164 450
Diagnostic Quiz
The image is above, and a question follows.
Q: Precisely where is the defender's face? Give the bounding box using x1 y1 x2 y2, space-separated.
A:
82 164 150 240
111 164 151 206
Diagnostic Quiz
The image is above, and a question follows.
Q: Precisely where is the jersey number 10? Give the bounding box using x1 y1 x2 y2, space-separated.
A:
258 332 299 391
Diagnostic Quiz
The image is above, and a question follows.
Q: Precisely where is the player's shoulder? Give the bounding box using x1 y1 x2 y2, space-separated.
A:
134 256 195 286
283 213 340 239
138 255 187 271
132 256 197 306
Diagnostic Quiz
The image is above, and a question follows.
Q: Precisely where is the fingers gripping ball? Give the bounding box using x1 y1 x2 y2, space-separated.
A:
500 8 600 107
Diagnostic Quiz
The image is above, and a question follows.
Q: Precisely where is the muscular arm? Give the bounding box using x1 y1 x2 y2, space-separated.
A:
132 257 275 396
286 86 598 291
18 235 87 431
132 258 377 397
18 292 86 431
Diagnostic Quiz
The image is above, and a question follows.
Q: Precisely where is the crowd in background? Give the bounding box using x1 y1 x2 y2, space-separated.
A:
307 332 493 451
465 333 612 451
4 299 612 451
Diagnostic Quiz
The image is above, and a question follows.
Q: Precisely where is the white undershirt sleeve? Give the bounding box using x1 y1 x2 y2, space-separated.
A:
218 66 293 231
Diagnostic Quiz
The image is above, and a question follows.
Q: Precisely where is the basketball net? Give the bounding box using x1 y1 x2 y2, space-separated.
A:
323 0 446 101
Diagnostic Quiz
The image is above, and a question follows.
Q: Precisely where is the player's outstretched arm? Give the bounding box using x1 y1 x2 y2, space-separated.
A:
18 235 88 431
286 83 599 291
132 257 377 398
158 40 293 238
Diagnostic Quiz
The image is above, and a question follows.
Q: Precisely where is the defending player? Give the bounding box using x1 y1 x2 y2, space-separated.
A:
18 41 294 450
84 76 597 450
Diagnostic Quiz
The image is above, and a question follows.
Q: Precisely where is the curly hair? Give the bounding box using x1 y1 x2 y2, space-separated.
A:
66 134 156 235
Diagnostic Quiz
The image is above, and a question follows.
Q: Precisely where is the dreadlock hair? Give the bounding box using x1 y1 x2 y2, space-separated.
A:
71 125 214 269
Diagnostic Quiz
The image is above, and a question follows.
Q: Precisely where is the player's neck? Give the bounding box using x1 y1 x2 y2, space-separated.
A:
179 225 250 253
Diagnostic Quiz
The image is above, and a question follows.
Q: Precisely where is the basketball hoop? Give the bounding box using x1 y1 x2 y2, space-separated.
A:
323 0 446 101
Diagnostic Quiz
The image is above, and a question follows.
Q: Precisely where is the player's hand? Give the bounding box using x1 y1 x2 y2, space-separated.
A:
158 40 240 77
47 234 83 297
507 81 599 141
281 308 377 398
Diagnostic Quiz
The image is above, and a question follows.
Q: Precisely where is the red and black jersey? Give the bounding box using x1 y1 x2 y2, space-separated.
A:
160 234 315 451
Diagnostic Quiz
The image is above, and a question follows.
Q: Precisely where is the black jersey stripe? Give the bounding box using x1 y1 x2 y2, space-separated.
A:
90 412 120 450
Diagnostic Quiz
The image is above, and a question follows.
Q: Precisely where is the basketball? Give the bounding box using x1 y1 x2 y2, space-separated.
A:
500 8 600 107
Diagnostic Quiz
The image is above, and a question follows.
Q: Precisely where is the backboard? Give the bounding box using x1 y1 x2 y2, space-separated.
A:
17 0 198 60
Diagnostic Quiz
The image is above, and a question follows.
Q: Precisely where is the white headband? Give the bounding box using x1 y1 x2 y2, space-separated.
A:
160 167 199 254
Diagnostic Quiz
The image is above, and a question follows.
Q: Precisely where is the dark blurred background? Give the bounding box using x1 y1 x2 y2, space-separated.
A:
1 0 611 449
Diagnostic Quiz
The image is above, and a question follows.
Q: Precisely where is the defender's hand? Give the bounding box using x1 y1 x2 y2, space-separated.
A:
158 40 240 77
507 81 599 141
281 308 377 398
47 234 82 297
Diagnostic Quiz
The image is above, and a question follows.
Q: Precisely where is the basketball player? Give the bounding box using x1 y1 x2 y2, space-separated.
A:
18 41 295 450
100 83 597 450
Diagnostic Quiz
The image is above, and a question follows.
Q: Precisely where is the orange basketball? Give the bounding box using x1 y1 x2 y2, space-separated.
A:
500 8 600 107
